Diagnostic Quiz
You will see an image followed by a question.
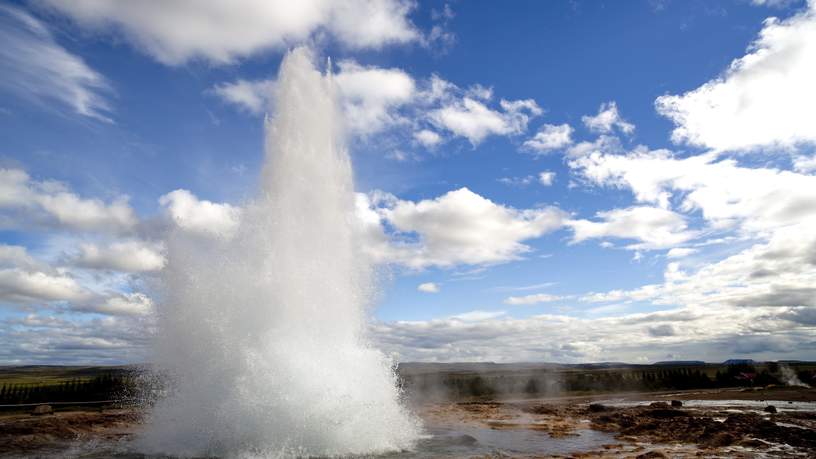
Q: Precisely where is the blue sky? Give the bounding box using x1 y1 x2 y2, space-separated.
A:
1 0 816 364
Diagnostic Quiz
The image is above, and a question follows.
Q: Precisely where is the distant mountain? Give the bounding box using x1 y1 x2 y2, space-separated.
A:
654 360 706 366
723 359 755 365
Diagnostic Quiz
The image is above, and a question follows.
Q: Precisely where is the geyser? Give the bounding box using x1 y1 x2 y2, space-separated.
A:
141 48 421 457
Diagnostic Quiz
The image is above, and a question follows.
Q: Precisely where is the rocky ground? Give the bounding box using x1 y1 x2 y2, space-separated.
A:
0 387 814 458
0 407 139 457
416 386 816 457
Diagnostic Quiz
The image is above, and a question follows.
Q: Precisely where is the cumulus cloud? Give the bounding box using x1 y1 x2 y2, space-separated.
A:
82 292 154 316
212 61 416 136
334 60 416 135
372 304 812 362
568 206 698 250
0 244 44 272
793 154 816 173
0 241 156 318
214 64 543 147
0 268 90 304
0 168 136 233
538 171 556 186
71 240 166 273
429 97 542 145
159 189 241 238
656 2 816 151
362 187 565 268
0 5 112 121
568 145 816 233
413 129 443 147
582 101 634 134
503 293 562 305
0 314 150 364
523 123 573 153
417 282 440 293
211 79 275 115
38 0 420 65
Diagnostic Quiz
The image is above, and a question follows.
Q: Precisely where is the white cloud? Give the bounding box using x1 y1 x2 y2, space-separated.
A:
568 206 698 250
503 293 561 305
86 292 153 316
523 123 573 153
159 189 241 238
372 303 813 362
0 314 150 364
212 79 275 115
656 2 816 151
362 187 565 268
538 171 556 186
413 129 442 147
568 146 816 233
0 168 136 233
39 0 419 65
0 244 43 271
794 154 816 173
430 97 542 145
417 282 440 293
582 101 634 134
0 268 89 304
214 66 544 147
497 175 535 187
212 60 417 136
447 310 506 321
751 0 799 7
72 240 166 273
334 60 416 135
666 247 698 258
0 5 112 121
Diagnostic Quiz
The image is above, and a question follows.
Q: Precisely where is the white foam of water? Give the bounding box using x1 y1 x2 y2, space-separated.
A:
138 47 421 458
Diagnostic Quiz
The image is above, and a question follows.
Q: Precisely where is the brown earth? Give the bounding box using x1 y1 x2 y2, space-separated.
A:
416 386 816 457
0 407 140 457
1 387 814 458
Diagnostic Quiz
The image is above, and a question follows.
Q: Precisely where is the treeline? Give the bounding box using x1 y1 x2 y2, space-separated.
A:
0 374 132 405
401 363 815 400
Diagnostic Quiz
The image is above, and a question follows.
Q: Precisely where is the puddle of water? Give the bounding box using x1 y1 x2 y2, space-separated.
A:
596 399 816 412
23 426 617 459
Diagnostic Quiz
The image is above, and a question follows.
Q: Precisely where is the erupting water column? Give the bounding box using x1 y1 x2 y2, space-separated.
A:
141 48 421 457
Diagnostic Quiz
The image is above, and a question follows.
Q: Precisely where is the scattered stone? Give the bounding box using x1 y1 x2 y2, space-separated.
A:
31 405 52 416
671 400 683 407
649 401 670 409
764 405 777 414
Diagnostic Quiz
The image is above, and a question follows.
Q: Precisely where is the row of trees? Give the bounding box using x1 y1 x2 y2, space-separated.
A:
0 374 132 405
403 364 814 399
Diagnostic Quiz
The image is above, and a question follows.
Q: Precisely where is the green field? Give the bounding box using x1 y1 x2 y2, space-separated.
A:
1 361 814 405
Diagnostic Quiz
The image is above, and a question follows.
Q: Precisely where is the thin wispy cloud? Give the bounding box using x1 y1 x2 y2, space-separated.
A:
0 5 113 122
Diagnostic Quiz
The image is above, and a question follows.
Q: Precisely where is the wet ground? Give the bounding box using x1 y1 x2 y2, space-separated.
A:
1 386 814 458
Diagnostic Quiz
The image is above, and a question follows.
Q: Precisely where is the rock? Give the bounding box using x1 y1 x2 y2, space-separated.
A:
589 403 607 412
649 401 670 409
31 405 52 416
636 451 668 459
449 434 477 445
707 432 737 447
670 400 683 407
646 407 687 418
737 438 768 448
764 405 777 414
